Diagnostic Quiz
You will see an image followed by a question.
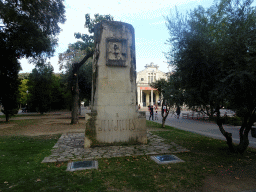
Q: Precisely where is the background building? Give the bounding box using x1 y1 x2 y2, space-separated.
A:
136 62 168 107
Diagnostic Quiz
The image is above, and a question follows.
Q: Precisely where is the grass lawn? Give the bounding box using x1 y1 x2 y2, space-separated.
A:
0 120 256 191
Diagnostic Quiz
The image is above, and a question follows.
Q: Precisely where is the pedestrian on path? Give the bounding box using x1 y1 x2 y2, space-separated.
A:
149 105 154 120
176 106 181 119
163 105 166 116
155 111 158 120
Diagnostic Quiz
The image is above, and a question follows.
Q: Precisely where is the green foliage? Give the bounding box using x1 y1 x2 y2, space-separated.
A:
166 0 256 118
0 52 21 121
166 0 256 152
27 60 68 113
58 13 114 103
27 61 54 113
151 75 184 107
0 0 66 58
18 79 29 107
0 0 66 120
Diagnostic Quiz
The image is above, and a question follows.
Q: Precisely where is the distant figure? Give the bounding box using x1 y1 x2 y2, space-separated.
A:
163 105 166 115
138 104 141 109
155 110 158 120
158 100 161 106
176 106 181 119
149 105 154 120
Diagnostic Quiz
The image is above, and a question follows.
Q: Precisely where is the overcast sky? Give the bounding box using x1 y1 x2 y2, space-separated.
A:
19 0 220 74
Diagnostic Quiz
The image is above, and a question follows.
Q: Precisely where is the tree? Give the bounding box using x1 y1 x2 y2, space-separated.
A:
59 14 113 124
27 61 68 113
0 0 66 120
27 61 54 114
0 53 21 122
0 0 66 58
18 79 29 108
151 76 184 127
166 0 256 153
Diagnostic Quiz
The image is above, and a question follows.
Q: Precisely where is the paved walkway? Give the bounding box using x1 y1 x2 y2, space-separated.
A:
42 131 189 163
146 111 256 148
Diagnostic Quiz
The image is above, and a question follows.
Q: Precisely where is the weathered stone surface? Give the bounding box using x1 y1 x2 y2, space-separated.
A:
85 21 147 147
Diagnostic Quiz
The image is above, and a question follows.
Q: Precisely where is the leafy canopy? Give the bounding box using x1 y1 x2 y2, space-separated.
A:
166 0 256 116
0 0 66 58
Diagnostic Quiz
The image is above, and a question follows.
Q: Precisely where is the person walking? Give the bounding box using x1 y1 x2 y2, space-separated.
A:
155 110 158 120
176 106 181 119
149 105 154 120
163 105 166 116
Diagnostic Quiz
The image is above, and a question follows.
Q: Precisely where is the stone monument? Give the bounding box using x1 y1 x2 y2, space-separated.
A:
84 21 147 147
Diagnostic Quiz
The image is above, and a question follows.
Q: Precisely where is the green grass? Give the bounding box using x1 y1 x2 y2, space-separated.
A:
0 135 105 192
0 119 40 127
0 121 256 191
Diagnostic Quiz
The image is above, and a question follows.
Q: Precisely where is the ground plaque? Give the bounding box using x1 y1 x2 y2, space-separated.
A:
66 161 98 171
84 21 147 148
150 155 185 164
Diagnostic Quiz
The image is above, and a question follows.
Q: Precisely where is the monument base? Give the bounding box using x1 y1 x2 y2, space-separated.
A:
84 112 147 148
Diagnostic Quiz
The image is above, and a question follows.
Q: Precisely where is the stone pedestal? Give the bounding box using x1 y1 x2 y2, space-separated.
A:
85 21 147 147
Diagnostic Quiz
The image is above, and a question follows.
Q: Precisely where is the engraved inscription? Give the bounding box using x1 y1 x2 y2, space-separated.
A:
99 119 138 132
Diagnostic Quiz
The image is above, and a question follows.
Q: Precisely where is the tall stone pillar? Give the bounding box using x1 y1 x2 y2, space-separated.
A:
151 90 153 105
85 21 147 148
137 87 140 107
140 89 142 104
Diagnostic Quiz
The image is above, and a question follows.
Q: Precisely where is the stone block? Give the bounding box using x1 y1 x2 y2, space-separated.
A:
85 21 146 148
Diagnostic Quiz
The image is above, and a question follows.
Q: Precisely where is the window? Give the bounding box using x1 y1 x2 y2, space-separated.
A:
148 73 156 83
141 78 144 81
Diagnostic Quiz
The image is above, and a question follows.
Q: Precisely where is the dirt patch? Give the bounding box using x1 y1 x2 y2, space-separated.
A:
0 114 85 136
0 124 18 129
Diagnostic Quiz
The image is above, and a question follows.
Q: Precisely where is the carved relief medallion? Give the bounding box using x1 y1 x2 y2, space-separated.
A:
106 39 127 67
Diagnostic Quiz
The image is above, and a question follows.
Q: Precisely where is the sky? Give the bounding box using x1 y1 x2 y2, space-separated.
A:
19 0 218 74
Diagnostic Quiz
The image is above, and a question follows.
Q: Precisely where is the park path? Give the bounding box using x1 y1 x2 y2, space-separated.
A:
145 111 256 149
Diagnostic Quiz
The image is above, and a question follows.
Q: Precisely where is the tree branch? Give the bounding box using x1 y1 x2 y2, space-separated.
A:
72 51 94 74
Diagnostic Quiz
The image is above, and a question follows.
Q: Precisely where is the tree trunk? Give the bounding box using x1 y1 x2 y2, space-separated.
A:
237 115 255 154
162 116 166 128
217 119 235 152
5 114 9 122
71 73 79 124
70 51 93 124
79 98 81 115
216 107 236 153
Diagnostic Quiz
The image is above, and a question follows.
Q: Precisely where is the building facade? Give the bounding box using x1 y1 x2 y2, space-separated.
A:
136 62 168 107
